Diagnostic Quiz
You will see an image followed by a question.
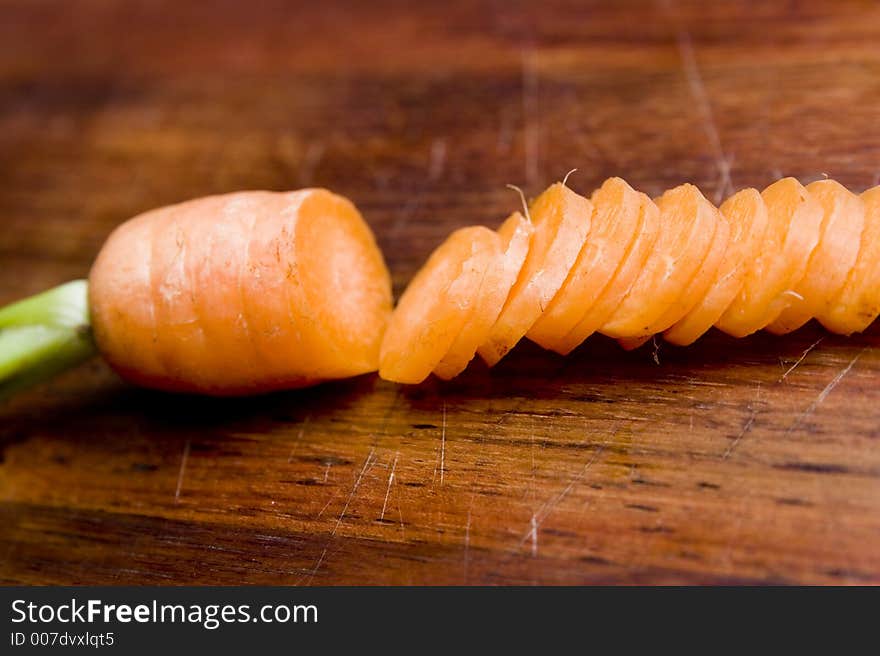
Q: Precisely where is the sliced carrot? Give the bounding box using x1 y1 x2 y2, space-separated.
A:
379 226 499 384
618 335 651 351
553 191 661 355
633 187 729 342
766 180 865 334
434 212 532 380
664 188 769 346
715 178 823 337
600 184 720 339
477 182 592 366
819 185 880 334
527 177 642 351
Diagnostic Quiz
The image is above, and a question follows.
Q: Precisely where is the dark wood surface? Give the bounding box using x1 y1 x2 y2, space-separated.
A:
2 0 880 585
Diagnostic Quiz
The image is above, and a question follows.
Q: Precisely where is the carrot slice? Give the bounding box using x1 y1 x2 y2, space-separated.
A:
634 187 728 343
527 177 642 351
553 191 661 355
379 226 498 384
664 188 769 345
600 184 720 339
715 178 823 337
819 185 880 334
618 335 651 351
434 212 532 380
766 180 865 334
477 183 592 366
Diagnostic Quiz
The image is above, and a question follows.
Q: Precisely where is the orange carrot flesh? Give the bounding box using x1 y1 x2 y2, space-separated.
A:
552 192 660 355
664 188 769 346
434 212 532 380
89 189 391 395
382 176 878 384
715 178 822 337
379 226 498 384
88 210 166 388
600 184 719 339
526 177 641 351
766 180 865 334
819 185 880 334
477 183 592 366
628 185 729 341
151 194 217 389
297 191 394 375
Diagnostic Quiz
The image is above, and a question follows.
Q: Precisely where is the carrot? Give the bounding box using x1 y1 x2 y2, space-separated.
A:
433 212 532 381
716 178 823 337
664 188 769 346
818 186 880 334
600 184 722 339
379 226 499 384
380 176 879 383
1 189 391 398
527 177 642 351
5 176 878 395
553 190 660 355
766 180 865 334
477 183 592 366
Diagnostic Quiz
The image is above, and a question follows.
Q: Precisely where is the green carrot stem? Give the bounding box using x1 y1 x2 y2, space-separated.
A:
0 280 97 401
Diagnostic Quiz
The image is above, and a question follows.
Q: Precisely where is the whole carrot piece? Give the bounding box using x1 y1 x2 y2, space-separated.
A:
1 189 392 398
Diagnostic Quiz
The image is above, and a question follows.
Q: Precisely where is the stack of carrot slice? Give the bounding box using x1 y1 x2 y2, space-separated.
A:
379 176 880 384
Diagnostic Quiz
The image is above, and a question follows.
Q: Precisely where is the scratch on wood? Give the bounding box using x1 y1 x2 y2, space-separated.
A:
723 383 761 460
676 28 733 202
287 415 310 463
380 452 399 520
302 547 327 586
331 448 375 536
389 196 421 240
464 509 471 580
174 439 191 502
529 515 538 557
519 436 609 548
298 141 325 186
428 138 447 181
434 403 447 486
779 338 823 382
785 349 865 436
316 491 337 519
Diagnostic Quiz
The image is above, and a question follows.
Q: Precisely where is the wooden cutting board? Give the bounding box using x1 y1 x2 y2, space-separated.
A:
1 0 879 584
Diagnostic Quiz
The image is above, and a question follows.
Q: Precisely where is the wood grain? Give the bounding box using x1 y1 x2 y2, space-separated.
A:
1 0 879 585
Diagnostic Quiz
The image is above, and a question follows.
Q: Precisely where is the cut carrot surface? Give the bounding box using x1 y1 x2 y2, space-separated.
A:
434 212 532 380
89 189 391 395
527 177 641 351
553 192 660 355
379 226 499 384
819 185 880 334
716 178 823 337
766 180 865 334
600 184 720 339
664 188 769 345
632 185 729 341
477 183 592 366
